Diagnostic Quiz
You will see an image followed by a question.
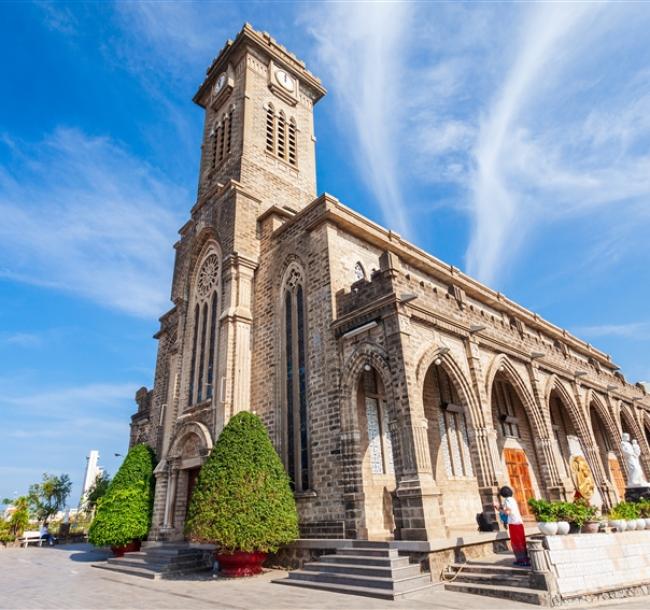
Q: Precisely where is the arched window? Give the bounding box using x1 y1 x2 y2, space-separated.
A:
354 262 366 282
282 265 310 491
493 379 521 438
219 113 227 162
287 118 297 166
265 103 275 154
360 366 394 475
211 121 221 169
188 250 220 405
277 111 287 160
225 110 233 155
432 364 473 477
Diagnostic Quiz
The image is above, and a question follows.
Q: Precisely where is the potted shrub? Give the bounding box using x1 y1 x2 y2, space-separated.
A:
554 502 572 535
608 502 639 532
529 499 558 536
185 412 299 577
571 498 599 533
88 444 155 556
638 500 650 529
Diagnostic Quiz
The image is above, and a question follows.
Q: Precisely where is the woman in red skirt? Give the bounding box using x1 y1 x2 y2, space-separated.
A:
495 485 530 567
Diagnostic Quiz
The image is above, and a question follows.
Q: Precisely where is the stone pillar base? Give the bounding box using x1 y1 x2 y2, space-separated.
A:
395 478 447 540
625 486 650 502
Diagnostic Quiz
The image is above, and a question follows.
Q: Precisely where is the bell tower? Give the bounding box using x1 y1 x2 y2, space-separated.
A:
192 23 326 212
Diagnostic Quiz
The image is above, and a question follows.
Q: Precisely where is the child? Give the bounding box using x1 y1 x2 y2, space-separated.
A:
494 486 529 566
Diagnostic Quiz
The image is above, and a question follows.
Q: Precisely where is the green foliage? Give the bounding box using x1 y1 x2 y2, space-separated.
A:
636 499 650 518
528 499 556 522
0 520 15 543
88 444 155 547
28 474 72 524
85 471 111 513
555 499 598 527
609 501 640 520
185 412 299 553
528 498 598 526
6 496 30 536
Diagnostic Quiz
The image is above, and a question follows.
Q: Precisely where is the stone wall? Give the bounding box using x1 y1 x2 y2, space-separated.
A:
542 531 650 604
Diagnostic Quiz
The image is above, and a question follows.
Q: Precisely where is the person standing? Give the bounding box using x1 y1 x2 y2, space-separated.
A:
494 486 529 566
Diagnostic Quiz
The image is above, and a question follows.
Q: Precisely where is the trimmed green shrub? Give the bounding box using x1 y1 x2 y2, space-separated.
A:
528 499 556 522
185 411 299 553
88 444 155 547
609 501 640 520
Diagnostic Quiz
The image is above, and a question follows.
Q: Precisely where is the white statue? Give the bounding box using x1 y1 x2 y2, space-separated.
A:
621 433 648 487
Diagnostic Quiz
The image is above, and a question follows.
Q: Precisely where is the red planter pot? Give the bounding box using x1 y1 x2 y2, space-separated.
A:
111 539 141 557
216 551 267 577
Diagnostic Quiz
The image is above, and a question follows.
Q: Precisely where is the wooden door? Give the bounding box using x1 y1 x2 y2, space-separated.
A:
608 455 626 500
504 448 535 518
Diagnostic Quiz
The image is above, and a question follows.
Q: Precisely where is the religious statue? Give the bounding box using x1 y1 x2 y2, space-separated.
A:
620 433 648 487
570 455 595 500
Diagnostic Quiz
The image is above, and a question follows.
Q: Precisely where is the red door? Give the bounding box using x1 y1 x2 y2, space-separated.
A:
504 448 535 518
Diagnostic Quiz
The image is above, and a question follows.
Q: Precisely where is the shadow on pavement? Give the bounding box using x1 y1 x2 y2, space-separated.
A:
50 542 111 562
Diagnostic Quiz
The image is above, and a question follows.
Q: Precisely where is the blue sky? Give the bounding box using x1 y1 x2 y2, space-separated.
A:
1 1 649 507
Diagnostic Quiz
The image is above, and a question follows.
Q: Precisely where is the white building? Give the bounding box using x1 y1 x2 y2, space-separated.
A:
79 450 103 509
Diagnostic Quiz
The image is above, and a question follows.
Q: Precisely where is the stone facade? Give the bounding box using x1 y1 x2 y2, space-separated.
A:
129 23 650 543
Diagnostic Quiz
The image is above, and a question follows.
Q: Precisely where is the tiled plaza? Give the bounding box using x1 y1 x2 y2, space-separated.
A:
0 544 648 610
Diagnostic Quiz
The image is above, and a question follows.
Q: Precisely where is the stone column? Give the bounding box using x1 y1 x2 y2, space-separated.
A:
528 363 565 500
464 337 501 527
220 253 257 422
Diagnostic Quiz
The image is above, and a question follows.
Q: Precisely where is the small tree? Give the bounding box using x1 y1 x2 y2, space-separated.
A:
29 474 72 525
1 496 31 537
185 411 299 553
88 444 155 548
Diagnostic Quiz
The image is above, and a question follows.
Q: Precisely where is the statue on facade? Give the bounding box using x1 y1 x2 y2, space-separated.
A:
621 433 648 487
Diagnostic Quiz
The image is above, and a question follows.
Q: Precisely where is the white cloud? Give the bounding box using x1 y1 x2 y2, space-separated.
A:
305 2 415 238
0 128 185 317
575 323 650 341
0 332 43 348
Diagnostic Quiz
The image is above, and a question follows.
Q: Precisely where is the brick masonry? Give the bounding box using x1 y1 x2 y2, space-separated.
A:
129 24 650 544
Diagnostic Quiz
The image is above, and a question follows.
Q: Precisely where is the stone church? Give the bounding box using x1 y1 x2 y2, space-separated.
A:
130 24 650 543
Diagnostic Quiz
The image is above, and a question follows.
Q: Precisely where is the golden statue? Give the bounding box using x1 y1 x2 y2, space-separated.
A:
570 455 595 500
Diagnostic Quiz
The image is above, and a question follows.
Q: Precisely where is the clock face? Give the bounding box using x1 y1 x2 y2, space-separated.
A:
214 73 226 94
275 69 294 92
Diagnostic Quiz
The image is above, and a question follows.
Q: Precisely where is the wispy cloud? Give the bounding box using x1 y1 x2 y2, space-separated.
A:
305 2 415 238
0 128 185 317
575 323 650 341
0 332 43 348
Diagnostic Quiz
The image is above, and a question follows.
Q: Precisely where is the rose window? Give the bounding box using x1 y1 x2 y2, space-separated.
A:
196 254 219 299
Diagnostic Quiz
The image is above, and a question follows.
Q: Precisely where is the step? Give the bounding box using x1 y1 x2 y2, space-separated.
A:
319 553 409 568
450 570 540 590
444 581 549 605
348 540 394 549
449 562 532 575
303 561 421 579
287 568 431 593
93 562 163 580
107 556 210 572
336 547 398 558
274 577 434 600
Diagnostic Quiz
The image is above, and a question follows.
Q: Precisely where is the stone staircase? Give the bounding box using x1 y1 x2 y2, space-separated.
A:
92 543 214 580
444 556 550 605
274 541 433 599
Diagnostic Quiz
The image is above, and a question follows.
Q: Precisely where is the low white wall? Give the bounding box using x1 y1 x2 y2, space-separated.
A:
545 530 650 598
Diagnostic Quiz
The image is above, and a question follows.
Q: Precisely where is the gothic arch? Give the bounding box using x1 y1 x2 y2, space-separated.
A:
277 254 308 293
168 421 213 461
544 374 590 440
620 402 644 442
339 341 399 538
416 345 482 430
341 342 397 438
485 354 546 440
185 230 223 298
585 390 621 445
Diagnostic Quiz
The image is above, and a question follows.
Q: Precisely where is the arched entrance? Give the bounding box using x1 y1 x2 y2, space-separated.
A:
355 365 396 540
589 404 625 501
422 359 482 531
164 421 213 539
490 372 543 518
